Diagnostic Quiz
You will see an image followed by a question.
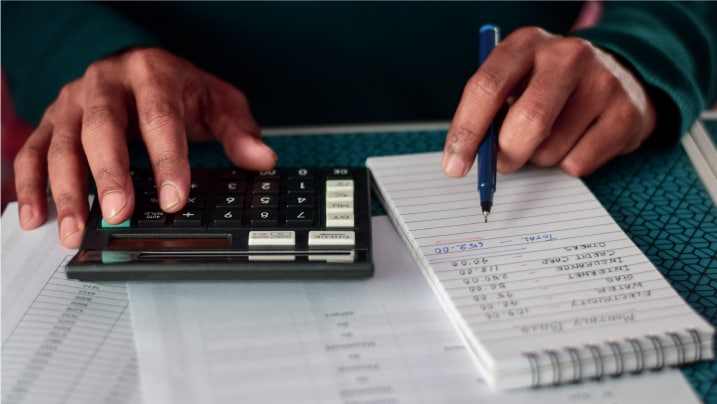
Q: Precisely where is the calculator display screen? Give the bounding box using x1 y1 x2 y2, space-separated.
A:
109 237 230 249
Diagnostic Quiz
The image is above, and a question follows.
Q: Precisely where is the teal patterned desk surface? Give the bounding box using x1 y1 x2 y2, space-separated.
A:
129 121 717 402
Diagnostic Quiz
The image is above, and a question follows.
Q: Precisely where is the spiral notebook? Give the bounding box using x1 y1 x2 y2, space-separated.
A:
366 151 714 390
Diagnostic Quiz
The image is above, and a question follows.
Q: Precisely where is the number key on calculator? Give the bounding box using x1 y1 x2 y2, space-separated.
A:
66 167 373 280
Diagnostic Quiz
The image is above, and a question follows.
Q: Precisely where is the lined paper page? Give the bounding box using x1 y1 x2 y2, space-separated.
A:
367 152 713 389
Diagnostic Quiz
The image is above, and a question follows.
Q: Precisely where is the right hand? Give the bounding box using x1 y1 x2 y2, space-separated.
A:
14 47 278 248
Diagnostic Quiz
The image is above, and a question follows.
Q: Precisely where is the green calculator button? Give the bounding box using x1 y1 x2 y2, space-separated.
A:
101 218 131 228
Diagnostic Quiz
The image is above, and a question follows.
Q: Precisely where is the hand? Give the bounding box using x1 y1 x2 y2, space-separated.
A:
14 47 277 248
442 27 656 178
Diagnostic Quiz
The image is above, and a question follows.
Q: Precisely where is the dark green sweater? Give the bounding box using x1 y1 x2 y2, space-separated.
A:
3 1 716 144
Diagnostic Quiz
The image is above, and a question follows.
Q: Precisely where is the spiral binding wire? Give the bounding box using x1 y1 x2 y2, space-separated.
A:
523 328 707 387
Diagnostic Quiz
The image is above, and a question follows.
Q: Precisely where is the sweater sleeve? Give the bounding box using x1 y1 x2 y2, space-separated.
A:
1 1 162 125
572 1 717 146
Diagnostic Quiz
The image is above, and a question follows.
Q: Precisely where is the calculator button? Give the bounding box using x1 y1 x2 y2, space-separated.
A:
188 180 207 194
308 250 356 263
286 195 314 207
217 168 248 179
251 195 278 208
101 218 131 229
136 211 168 227
308 231 355 246
285 208 314 227
287 168 313 178
248 231 296 247
250 208 279 226
326 179 354 192
140 194 160 207
287 180 314 193
325 191 352 201
252 180 280 194
173 210 203 227
326 201 353 213
217 180 246 193
216 195 244 208
185 195 206 208
255 169 280 179
326 213 354 228
212 209 243 227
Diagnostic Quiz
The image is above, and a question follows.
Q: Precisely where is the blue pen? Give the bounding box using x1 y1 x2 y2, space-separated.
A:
478 24 501 223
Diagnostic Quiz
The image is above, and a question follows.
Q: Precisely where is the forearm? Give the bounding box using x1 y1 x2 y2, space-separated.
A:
573 1 717 144
2 1 160 125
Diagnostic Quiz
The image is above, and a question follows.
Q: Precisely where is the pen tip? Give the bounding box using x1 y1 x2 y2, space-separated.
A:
483 211 489 223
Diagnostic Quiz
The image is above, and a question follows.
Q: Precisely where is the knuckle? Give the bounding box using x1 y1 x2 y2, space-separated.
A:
93 165 124 191
511 26 549 43
151 152 187 176
531 149 560 167
560 158 592 177
14 141 44 172
52 190 79 209
556 37 594 63
47 134 80 162
449 125 482 146
466 69 505 99
139 98 180 133
512 103 551 138
15 180 46 199
83 103 117 132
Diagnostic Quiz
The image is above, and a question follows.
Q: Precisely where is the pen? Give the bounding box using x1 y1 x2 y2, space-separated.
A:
477 24 501 223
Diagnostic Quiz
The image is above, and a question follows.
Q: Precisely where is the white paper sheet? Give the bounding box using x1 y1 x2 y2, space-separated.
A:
1 203 141 404
128 216 700 404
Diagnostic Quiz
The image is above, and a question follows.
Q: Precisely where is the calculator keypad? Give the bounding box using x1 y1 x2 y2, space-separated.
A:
100 167 365 249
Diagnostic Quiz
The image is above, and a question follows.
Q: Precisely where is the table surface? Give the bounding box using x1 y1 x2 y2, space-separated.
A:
128 120 717 402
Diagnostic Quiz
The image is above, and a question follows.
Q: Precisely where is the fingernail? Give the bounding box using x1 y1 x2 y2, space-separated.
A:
443 154 468 177
19 204 34 227
101 191 126 220
256 139 278 162
60 216 83 245
160 182 180 211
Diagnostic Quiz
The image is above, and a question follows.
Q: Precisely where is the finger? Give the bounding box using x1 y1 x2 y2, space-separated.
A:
47 102 90 248
205 78 277 170
80 67 135 224
13 122 51 230
497 37 593 173
558 106 637 177
130 74 190 214
529 78 606 167
442 29 540 177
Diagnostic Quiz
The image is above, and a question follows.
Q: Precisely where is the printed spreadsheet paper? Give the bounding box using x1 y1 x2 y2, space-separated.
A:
366 151 714 390
127 216 700 404
1 202 141 404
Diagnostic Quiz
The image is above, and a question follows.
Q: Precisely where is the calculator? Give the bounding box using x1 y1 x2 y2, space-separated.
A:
66 167 373 280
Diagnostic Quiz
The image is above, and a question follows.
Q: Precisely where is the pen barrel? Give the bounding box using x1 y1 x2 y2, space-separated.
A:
479 25 499 65
478 123 498 203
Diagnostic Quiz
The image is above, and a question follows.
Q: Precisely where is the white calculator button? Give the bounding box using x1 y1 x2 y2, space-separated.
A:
308 231 356 246
326 201 354 213
325 191 353 201
326 179 354 192
248 231 296 247
308 251 356 263
326 213 354 228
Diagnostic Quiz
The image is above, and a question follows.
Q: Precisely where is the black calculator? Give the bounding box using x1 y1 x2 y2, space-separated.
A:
66 167 373 280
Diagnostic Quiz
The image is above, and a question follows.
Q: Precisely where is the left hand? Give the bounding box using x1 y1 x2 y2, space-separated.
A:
442 26 656 178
